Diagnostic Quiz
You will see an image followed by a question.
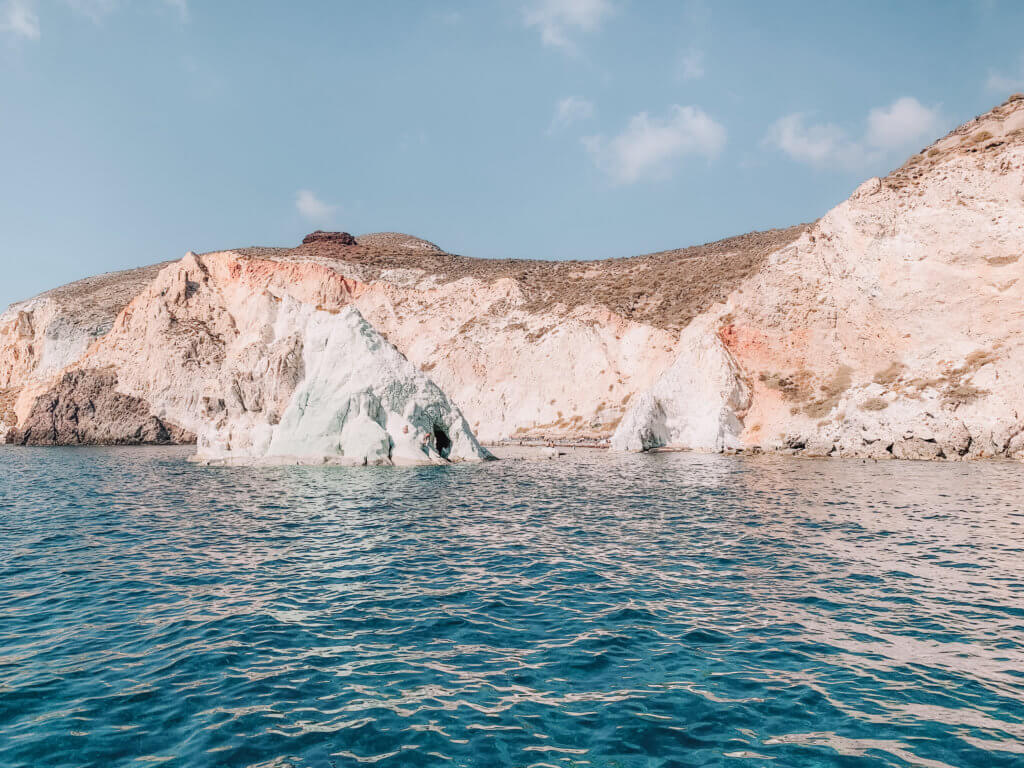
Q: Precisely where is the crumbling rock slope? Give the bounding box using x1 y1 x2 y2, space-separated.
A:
0 262 171 443
228 224 805 442
9 368 194 446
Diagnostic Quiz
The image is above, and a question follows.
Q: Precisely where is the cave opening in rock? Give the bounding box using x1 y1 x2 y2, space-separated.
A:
433 425 451 458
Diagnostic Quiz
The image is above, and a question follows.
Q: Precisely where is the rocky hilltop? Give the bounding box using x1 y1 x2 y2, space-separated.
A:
2 96 1023 462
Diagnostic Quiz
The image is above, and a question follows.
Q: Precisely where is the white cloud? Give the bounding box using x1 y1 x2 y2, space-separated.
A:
1 0 186 39
766 97 942 171
524 0 612 52
986 54 1024 93
865 97 942 149
65 0 187 24
548 96 594 133
677 48 704 81
987 71 1024 93
764 113 868 170
583 105 726 184
295 190 338 224
1 0 40 40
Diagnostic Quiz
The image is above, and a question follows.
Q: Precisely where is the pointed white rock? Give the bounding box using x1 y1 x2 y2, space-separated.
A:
611 316 749 453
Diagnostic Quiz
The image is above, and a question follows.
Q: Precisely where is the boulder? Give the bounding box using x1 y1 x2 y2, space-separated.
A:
802 436 835 457
891 438 943 461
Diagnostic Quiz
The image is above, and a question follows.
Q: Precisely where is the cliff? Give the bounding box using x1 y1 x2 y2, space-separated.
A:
2 249 487 465
0 224 804 449
615 94 1024 460
3 96 1023 462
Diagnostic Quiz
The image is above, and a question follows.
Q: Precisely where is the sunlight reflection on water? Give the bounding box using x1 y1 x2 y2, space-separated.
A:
1 446 1023 767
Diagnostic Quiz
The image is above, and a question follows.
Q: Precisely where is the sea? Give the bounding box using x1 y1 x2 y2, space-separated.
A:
2 445 1023 767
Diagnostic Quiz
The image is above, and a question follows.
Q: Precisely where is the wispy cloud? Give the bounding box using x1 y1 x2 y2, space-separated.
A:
765 97 942 171
583 105 726 184
548 96 594 133
0 0 40 40
865 97 943 150
676 47 704 81
295 190 338 225
986 54 1024 93
675 1 710 81
523 0 612 53
764 114 866 169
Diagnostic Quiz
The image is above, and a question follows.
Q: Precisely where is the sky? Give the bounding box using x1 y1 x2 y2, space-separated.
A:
2 0 1024 308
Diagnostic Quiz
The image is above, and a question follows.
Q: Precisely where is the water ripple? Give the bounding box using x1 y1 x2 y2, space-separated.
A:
2 446 1024 767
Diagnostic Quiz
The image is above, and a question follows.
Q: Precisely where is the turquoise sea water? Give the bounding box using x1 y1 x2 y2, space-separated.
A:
2 446 1024 767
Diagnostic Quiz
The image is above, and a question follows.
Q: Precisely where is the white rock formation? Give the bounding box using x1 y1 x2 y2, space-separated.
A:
2 250 488 465
194 299 487 466
352 283 677 443
611 316 749 452
0 226 797 449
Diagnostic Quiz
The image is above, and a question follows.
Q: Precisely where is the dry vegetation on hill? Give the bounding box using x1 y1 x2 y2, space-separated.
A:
236 225 809 332
884 94 1024 191
13 224 808 340
11 262 173 331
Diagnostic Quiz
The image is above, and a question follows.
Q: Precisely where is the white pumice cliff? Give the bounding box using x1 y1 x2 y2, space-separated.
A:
2 96 1023 462
617 94 1024 460
610 315 750 453
191 296 487 467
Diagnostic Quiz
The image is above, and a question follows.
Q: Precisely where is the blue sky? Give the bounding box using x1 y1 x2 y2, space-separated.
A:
2 0 1023 308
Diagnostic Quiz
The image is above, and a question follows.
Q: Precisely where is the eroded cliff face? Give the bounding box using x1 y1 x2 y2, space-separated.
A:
0 212 804 449
4 98 1023 462
610 316 750 453
221 226 801 443
0 263 168 442
616 95 1024 460
350 279 678 442
17 250 489 465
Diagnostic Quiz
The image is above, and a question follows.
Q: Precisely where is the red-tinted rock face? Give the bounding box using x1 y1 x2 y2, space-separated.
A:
301 231 357 246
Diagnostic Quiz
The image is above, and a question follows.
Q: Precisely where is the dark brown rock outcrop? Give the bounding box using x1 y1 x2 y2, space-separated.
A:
301 231 357 246
10 368 195 445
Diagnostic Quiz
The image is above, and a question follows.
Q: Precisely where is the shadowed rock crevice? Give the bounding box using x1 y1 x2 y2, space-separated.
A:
433 425 452 458
10 368 195 446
